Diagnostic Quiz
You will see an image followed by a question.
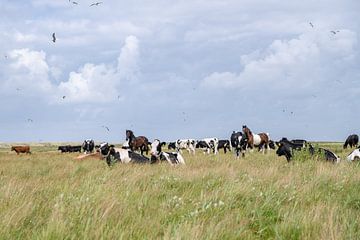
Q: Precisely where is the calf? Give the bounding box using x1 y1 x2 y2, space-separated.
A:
11 146 31 155
98 142 151 166
319 148 341 163
344 134 359 149
176 139 196 154
150 139 185 165
217 140 231 154
82 139 95 154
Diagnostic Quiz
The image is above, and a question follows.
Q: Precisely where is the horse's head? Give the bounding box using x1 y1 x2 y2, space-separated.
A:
125 130 133 141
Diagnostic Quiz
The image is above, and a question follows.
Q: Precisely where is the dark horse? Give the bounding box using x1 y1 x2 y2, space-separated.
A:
242 125 270 153
125 130 149 155
344 134 359 149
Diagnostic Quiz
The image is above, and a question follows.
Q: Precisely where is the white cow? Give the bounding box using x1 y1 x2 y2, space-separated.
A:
175 139 196 155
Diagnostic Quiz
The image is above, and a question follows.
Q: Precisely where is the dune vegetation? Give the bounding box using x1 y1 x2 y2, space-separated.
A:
0 143 360 239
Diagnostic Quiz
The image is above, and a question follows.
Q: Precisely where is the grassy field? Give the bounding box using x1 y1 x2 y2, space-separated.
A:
1 143 360 239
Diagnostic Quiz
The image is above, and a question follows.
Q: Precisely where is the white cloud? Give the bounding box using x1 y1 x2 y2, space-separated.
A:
202 29 358 91
7 48 53 92
58 35 140 103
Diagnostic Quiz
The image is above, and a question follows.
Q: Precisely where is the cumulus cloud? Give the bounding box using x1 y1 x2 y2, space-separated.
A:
6 48 53 92
202 30 358 92
58 35 140 103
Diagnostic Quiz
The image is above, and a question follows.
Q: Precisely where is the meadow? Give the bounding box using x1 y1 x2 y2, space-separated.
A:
0 142 360 239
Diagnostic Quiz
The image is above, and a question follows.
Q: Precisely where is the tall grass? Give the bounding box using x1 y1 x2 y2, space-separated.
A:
0 143 359 239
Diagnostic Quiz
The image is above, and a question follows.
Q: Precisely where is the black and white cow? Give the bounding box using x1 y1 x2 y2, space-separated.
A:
82 139 95 154
176 139 196 154
200 137 219 154
168 142 176 150
217 140 231 154
319 148 341 163
150 139 185 165
230 131 247 158
347 148 360 161
344 134 359 149
98 142 151 166
58 145 82 153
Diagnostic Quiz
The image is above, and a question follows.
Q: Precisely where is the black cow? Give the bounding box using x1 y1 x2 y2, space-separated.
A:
275 138 307 162
82 139 95 154
217 140 231 154
343 134 359 149
58 145 82 153
276 143 292 162
276 138 306 150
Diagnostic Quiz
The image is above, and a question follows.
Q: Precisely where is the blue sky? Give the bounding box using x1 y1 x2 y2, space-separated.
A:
0 0 359 142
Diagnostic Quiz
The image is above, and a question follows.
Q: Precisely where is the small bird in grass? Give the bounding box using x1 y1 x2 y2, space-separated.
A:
52 33 56 43
90 2 103 6
309 22 314 28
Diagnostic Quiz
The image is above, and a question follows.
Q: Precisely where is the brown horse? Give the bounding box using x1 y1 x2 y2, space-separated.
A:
242 125 270 154
125 130 150 155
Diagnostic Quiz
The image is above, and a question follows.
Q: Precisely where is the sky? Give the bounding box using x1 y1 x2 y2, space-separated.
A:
0 0 359 143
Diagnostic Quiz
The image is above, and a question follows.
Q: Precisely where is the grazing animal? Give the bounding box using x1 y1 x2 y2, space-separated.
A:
217 140 231 154
242 125 270 153
150 139 185 165
230 131 246 158
343 134 359 149
168 142 176 150
82 139 95 154
200 138 219 154
11 146 31 154
58 145 82 153
125 130 150 155
347 148 360 162
175 139 196 154
98 142 151 166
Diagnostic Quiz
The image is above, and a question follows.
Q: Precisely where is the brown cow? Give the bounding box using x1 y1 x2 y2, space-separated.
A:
11 146 31 154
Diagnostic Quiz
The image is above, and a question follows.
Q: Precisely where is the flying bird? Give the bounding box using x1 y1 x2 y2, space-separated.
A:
16 88 21 91
102 125 110 131
27 118 33 122
330 30 339 35
4 55 8 59
52 33 56 43
90 2 103 6
72 1 78 4
62 95 66 99
309 22 314 28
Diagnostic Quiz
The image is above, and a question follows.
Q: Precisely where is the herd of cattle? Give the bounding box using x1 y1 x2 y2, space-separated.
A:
8 126 360 166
